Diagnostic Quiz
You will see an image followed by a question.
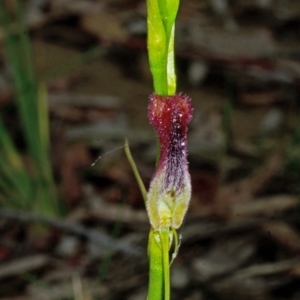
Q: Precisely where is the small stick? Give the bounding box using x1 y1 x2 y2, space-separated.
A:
0 209 141 257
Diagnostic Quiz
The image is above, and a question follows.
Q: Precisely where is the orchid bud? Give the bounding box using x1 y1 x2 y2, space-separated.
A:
146 93 193 230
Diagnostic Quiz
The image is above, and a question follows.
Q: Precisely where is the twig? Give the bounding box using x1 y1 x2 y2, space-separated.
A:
0 254 49 280
0 209 141 257
182 215 290 243
232 257 300 279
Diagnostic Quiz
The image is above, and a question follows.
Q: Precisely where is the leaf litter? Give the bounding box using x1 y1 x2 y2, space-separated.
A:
1 0 300 299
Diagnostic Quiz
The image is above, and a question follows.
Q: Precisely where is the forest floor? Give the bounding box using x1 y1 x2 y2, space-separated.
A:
1 1 300 299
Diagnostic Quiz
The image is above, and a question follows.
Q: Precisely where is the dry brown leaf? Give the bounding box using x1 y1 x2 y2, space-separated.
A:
0 255 50 280
217 152 283 206
191 152 284 219
89 201 147 225
188 27 276 60
59 144 92 207
81 12 129 44
230 195 298 219
290 264 300 277
239 91 280 106
261 221 300 254
232 257 300 279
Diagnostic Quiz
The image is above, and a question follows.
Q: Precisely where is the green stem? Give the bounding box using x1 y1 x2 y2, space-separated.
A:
147 0 179 95
148 229 164 300
147 0 168 95
160 227 171 300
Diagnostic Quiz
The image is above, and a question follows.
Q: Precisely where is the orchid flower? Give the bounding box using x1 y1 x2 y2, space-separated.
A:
147 93 193 230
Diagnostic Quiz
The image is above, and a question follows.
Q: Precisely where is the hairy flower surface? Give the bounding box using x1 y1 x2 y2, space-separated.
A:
147 93 193 230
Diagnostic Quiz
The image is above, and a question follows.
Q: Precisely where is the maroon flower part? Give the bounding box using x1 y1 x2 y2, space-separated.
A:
146 93 193 230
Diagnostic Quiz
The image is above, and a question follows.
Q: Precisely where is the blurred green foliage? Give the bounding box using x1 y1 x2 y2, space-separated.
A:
0 1 59 216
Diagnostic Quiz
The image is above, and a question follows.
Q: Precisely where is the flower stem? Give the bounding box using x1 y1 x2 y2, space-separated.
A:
124 138 147 202
148 229 164 300
160 227 171 300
